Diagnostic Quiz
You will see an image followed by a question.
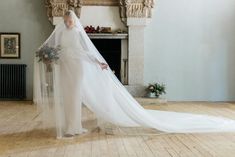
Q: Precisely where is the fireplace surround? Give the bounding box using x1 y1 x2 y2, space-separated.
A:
44 0 154 96
88 33 128 84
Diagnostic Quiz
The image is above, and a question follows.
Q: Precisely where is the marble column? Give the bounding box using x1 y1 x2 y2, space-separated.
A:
125 18 149 96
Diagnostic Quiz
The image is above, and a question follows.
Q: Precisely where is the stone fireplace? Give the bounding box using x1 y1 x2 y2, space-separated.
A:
88 33 128 84
45 0 154 96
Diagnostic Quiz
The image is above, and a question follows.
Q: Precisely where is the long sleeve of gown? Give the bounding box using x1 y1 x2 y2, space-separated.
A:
77 31 100 64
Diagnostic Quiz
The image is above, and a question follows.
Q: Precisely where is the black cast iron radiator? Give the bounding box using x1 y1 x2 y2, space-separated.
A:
0 64 27 99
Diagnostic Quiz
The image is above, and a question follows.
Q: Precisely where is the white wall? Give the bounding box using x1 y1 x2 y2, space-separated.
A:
145 0 235 101
80 6 126 31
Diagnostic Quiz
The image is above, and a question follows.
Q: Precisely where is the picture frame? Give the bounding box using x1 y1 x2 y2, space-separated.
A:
0 33 20 59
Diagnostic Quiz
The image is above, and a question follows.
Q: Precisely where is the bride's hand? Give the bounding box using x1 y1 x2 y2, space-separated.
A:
99 62 108 70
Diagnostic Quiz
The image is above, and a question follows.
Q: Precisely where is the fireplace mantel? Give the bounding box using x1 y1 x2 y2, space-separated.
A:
87 33 128 39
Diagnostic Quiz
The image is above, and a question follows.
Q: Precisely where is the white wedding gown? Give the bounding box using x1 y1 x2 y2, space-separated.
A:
34 10 235 138
59 27 87 135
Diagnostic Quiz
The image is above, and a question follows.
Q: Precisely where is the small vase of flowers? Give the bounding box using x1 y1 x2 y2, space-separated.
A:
36 45 61 72
146 83 166 98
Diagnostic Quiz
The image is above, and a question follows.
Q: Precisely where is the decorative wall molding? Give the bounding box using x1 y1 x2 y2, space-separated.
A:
82 0 119 6
45 0 82 22
45 0 69 22
67 0 82 17
45 0 154 24
119 0 154 24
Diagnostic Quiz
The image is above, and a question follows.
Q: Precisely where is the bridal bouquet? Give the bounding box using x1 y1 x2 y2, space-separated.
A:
36 45 61 72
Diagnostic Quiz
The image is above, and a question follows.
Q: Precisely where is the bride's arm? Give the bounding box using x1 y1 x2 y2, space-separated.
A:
78 31 108 70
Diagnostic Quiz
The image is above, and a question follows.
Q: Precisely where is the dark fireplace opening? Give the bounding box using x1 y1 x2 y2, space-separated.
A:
91 39 121 80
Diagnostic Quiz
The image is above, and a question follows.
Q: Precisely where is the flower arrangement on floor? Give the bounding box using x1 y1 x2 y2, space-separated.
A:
146 83 166 98
36 45 61 72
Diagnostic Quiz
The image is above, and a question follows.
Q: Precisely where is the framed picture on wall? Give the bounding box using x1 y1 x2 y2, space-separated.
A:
0 33 20 59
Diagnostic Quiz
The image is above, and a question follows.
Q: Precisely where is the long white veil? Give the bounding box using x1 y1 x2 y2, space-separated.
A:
34 10 235 138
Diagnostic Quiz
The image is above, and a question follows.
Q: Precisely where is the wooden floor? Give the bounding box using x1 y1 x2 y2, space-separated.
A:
1 101 235 157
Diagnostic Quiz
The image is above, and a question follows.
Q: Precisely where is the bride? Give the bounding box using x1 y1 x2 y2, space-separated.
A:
34 10 235 138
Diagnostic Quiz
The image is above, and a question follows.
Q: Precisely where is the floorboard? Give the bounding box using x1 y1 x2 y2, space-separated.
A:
0 101 235 157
